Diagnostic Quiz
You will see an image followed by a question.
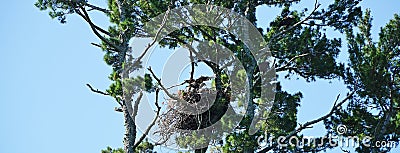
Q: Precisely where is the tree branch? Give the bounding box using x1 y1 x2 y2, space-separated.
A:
85 3 110 14
131 7 170 69
275 53 310 71
258 0 301 6
86 83 123 107
75 6 121 52
86 83 109 96
90 42 118 52
78 6 112 36
122 6 171 74
133 89 162 148
189 42 195 81
166 81 187 90
131 91 143 119
267 0 321 51
258 90 356 153
147 67 186 103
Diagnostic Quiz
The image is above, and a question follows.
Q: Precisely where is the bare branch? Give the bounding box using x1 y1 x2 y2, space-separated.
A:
114 107 123 112
85 3 110 14
132 91 144 119
133 89 162 148
79 7 112 36
90 42 102 48
130 7 171 69
90 43 118 52
86 83 109 96
275 53 310 71
166 81 187 90
122 6 171 74
147 67 186 103
301 22 328 27
75 6 121 52
189 42 195 81
258 90 356 153
86 83 123 107
258 0 300 6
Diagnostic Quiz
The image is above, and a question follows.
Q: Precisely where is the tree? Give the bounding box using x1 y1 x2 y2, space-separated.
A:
325 10 400 153
34 0 400 153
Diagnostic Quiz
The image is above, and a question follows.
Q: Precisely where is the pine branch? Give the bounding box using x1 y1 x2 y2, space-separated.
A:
266 0 321 55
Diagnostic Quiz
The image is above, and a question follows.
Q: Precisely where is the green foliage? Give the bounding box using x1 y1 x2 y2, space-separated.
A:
122 74 155 95
101 146 125 153
267 7 345 81
267 83 302 137
144 74 154 92
34 0 86 23
136 139 156 153
325 10 400 153
100 140 156 153
223 129 261 153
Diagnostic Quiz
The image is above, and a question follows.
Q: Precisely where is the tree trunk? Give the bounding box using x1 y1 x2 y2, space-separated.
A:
123 105 136 153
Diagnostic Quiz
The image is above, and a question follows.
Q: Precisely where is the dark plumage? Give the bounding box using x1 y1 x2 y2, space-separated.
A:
278 15 296 27
184 76 213 90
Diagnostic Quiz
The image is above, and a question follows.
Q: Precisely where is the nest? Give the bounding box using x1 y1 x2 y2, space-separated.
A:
155 85 231 145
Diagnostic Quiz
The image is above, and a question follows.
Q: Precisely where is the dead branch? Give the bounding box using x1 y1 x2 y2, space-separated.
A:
301 22 328 27
75 6 121 52
130 7 171 69
189 42 195 81
85 3 110 14
258 0 300 6
90 43 118 52
86 83 109 96
115 107 123 112
133 89 162 148
79 7 112 37
147 67 186 103
166 81 187 90
132 91 143 119
86 83 123 107
275 53 310 71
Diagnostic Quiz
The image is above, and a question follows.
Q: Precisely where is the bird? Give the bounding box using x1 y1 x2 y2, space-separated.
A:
184 76 213 90
180 76 214 103
278 15 296 27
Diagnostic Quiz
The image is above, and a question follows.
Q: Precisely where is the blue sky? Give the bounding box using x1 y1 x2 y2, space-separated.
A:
0 1 399 153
